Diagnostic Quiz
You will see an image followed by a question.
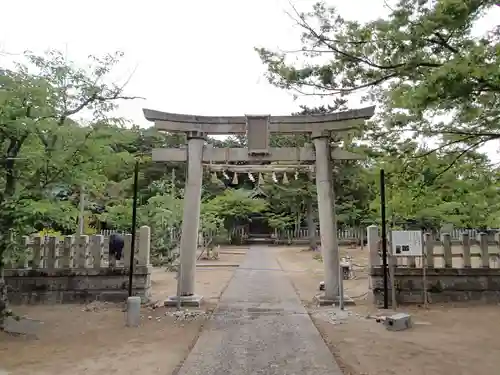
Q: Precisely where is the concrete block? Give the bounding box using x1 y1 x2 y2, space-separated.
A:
384 312 412 331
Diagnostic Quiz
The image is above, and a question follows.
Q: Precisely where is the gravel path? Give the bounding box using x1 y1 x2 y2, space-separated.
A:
176 246 343 375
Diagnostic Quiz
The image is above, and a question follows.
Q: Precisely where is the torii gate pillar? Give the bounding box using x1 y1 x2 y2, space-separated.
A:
177 131 205 301
312 132 340 303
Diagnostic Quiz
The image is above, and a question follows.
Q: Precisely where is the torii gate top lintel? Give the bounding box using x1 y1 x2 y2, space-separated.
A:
144 106 375 162
142 106 375 135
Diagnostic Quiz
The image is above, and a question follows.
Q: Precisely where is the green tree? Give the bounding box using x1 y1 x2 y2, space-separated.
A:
201 189 268 230
257 0 500 156
0 50 137 323
366 141 500 229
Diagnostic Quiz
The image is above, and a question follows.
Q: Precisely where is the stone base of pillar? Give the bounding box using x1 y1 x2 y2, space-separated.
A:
164 294 204 307
313 294 356 306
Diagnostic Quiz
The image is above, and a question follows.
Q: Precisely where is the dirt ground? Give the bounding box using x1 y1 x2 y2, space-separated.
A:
0 248 246 375
276 246 500 375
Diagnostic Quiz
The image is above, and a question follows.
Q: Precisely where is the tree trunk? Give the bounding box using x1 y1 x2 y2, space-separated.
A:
307 198 317 250
0 135 30 324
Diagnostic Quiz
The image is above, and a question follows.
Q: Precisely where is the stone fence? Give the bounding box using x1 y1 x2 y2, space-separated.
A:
99 226 492 246
272 227 364 245
368 225 500 306
236 226 493 245
4 226 152 305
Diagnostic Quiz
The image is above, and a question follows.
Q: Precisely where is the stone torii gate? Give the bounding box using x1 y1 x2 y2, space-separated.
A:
143 106 375 306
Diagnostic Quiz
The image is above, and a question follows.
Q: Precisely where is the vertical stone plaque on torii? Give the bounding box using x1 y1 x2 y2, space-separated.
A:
143 106 375 307
246 115 270 155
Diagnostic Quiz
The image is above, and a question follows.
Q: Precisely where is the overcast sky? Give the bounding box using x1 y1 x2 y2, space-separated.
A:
1 0 499 155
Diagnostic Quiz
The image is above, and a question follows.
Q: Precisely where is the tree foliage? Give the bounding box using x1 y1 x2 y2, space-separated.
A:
257 0 500 157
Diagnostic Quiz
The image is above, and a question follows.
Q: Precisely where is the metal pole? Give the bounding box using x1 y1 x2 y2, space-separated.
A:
128 161 139 297
338 264 344 310
422 233 428 309
176 263 182 311
380 169 389 309
390 249 397 311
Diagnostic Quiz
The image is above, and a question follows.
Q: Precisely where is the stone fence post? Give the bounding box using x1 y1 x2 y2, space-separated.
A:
123 234 133 267
478 232 489 268
424 233 434 268
461 233 471 268
90 235 104 268
367 225 380 268
441 233 452 268
10 227 152 271
46 236 58 270
121 227 151 268
32 235 43 268
76 235 89 268
138 225 151 266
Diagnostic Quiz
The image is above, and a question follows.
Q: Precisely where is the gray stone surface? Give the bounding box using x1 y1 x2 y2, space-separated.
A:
176 246 343 375
164 294 203 307
314 294 356 306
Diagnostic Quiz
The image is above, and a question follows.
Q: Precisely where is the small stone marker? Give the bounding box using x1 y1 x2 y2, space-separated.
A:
3 316 43 336
126 296 141 327
383 312 412 331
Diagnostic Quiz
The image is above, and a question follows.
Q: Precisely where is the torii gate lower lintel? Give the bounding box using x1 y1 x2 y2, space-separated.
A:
143 106 375 307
